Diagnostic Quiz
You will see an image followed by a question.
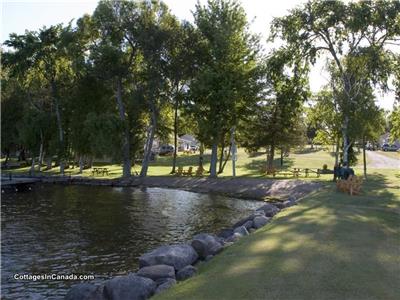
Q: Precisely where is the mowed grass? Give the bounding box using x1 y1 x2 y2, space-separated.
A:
154 170 400 300
3 146 373 179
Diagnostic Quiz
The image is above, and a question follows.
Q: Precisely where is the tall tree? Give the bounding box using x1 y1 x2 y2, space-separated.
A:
90 0 142 177
271 0 400 164
191 0 262 177
4 25 73 174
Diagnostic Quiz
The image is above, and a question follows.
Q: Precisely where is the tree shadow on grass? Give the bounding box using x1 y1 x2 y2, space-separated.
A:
293 147 322 154
149 154 212 167
242 157 295 176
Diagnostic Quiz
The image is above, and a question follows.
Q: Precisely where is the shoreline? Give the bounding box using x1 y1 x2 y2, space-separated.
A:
2 174 322 201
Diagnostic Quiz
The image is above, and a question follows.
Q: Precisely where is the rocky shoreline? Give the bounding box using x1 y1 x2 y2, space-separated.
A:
65 199 297 300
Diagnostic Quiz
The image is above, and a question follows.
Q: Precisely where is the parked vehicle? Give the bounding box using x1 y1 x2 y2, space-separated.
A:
158 145 174 156
382 144 398 152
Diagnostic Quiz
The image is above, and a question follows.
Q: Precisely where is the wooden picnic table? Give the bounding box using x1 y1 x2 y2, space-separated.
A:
92 167 109 176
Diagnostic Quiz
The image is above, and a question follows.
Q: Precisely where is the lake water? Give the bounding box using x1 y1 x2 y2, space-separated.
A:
1 184 261 299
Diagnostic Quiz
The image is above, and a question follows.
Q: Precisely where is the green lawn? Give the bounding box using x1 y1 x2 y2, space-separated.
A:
154 170 400 300
2 146 370 179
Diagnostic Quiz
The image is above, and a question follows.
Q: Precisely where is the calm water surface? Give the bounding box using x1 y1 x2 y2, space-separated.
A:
1 184 261 299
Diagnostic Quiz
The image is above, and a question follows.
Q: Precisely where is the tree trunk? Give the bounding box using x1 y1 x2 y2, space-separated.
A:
30 157 35 175
79 156 84 174
363 136 367 179
38 131 44 172
51 80 65 175
218 139 225 174
116 77 131 177
230 126 236 177
342 115 350 165
4 149 10 165
171 96 179 174
209 137 219 178
280 148 284 167
221 143 232 174
46 157 52 170
199 143 204 169
140 105 157 177
267 143 275 170
333 136 340 181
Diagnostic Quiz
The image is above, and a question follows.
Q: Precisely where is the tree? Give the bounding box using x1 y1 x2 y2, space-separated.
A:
135 0 180 177
271 0 400 164
309 88 342 164
90 0 143 177
167 22 200 174
190 0 262 177
4 25 74 174
240 48 309 171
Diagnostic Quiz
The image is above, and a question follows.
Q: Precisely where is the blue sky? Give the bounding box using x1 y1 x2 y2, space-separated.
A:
1 0 397 110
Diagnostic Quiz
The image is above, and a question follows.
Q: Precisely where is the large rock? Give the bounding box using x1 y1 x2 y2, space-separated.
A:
232 215 253 228
103 274 156 300
137 264 175 281
217 228 234 239
225 233 243 243
155 278 176 294
65 283 106 300
176 265 197 281
242 220 253 230
191 233 223 259
256 203 280 217
139 244 198 271
253 216 270 229
273 201 287 209
233 226 249 236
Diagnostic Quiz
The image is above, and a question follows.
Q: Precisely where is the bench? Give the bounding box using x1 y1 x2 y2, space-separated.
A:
336 175 363 196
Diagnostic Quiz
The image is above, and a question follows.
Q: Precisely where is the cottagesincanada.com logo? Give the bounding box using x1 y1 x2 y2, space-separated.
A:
14 273 95 281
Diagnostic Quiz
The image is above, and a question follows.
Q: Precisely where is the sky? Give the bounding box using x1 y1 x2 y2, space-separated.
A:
1 0 397 110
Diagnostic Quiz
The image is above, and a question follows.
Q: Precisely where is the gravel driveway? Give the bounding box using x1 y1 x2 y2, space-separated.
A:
366 151 400 169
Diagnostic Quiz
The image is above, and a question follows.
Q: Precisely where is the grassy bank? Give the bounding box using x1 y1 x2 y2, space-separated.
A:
154 171 400 300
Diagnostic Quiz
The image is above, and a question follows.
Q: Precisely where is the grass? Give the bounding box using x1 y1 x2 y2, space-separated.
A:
2 146 374 179
3 148 399 299
154 170 400 300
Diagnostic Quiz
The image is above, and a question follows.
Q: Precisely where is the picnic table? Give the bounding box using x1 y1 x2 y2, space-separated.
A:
92 167 109 176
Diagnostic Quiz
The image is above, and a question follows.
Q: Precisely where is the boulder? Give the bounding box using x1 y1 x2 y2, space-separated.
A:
285 199 297 207
234 225 249 236
249 228 256 233
217 228 234 239
225 233 243 243
154 278 176 294
191 233 223 259
137 264 175 281
176 265 197 281
139 244 198 271
103 274 156 300
242 220 254 230
256 203 280 217
253 216 270 229
65 283 106 300
272 201 286 209
232 215 253 228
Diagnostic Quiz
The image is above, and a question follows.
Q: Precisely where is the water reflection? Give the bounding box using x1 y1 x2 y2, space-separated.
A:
1 185 261 299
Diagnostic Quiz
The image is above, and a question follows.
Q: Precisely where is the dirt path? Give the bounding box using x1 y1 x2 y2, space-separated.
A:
366 151 400 169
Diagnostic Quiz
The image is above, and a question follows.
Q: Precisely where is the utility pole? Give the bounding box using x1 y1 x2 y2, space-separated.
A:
231 126 237 177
